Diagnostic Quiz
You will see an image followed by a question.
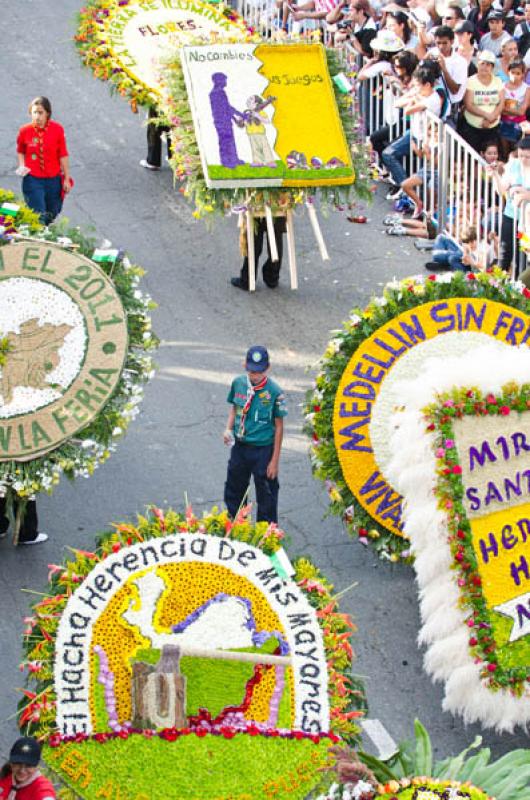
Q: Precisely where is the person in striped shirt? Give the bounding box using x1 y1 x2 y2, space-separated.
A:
277 0 341 33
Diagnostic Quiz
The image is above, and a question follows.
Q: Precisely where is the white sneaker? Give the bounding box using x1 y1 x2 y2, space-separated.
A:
139 159 160 171
20 532 49 545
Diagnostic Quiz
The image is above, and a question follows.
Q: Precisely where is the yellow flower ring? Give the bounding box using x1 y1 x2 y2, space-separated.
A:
305 270 530 561
18 506 366 800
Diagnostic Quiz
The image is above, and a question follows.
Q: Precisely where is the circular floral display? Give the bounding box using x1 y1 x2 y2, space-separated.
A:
0 215 157 514
75 0 250 111
19 506 365 799
304 269 530 562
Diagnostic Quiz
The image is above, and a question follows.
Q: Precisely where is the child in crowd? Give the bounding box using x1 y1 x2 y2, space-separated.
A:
499 58 530 156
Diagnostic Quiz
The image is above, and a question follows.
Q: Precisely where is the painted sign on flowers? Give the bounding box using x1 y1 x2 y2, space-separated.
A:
20 507 364 799
305 271 530 562
180 43 354 188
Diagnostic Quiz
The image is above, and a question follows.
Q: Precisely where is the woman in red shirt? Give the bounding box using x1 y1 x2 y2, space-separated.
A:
16 96 71 226
0 737 56 799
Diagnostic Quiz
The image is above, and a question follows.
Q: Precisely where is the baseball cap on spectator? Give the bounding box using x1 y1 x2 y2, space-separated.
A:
477 49 497 62
454 20 475 33
371 29 405 51
488 10 505 19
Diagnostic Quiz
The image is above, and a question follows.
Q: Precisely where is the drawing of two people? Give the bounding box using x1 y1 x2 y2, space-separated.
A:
209 72 277 169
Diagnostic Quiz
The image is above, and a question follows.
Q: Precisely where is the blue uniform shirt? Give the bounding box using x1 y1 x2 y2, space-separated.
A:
227 375 287 445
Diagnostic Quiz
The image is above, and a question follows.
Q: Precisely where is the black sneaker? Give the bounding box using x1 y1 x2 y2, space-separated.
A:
424 262 446 271
230 277 249 290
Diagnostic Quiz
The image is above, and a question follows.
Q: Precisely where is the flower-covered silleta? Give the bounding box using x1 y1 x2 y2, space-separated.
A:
305 269 530 562
0 200 157 534
19 506 365 799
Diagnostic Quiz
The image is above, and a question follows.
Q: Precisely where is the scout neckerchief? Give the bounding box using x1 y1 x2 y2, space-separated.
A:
238 374 268 438
9 770 42 800
32 121 48 173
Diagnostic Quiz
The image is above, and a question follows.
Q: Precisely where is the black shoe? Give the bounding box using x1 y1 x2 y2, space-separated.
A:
230 277 249 290
424 262 446 271
264 280 278 288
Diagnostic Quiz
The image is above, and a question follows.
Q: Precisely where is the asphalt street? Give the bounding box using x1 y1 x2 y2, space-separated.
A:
0 0 527 770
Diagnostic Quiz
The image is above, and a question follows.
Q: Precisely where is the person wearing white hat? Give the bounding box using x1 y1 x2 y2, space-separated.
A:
357 29 405 79
460 49 505 151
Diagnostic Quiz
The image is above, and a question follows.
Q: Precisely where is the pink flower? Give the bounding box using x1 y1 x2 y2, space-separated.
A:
444 439 455 449
435 447 445 458
452 465 462 474
499 405 510 415
443 400 455 408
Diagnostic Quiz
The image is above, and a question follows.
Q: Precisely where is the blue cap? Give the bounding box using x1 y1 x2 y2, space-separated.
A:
245 345 269 372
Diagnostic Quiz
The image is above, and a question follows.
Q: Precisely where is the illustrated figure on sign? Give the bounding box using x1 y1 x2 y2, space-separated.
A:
241 95 278 168
209 72 245 168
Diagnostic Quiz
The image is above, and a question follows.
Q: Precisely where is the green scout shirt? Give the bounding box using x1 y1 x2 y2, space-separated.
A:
228 375 287 446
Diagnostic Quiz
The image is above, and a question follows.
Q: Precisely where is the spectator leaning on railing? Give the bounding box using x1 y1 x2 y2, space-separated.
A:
370 50 419 163
490 135 530 271
460 49 505 151
381 61 443 193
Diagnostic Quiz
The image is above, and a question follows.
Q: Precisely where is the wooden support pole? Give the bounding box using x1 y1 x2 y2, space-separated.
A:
264 205 279 262
285 209 298 290
246 210 256 292
306 202 329 261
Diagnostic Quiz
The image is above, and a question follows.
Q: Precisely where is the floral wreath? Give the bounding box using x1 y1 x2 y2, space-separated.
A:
0 190 157 525
304 269 530 563
18 506 366 799
159 42 372 219
75 0 252 112
425 385 530 696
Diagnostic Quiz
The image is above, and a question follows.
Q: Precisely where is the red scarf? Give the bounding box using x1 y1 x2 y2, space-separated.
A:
238 375 268 438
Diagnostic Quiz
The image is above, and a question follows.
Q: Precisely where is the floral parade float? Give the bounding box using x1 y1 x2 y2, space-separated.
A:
304 269 530 562
75 2 371 290
160 39 371 289
385 338 530 729
0 189 157 543
18 506 365 799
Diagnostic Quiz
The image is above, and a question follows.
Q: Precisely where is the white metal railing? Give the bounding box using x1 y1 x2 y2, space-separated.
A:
515 199 530 279
354 70 505 269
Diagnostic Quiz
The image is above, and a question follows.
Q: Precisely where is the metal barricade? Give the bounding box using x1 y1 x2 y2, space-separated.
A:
514 198 530 279
441 123 502 267
236 0 279 36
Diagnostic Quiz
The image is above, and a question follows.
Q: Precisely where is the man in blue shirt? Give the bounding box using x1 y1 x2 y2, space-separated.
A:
223 346 287 523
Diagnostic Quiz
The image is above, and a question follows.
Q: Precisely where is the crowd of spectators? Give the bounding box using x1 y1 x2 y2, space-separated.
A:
274 0 530 272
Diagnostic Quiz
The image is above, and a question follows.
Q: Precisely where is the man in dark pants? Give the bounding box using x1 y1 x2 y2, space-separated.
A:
223 346 287 523
140 106 171 170
0 498 47 544
231 216 286 290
